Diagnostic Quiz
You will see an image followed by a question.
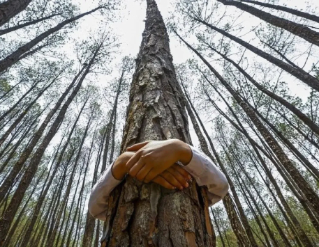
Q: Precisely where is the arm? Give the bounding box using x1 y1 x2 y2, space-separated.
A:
182 145 229 206
88 165 122 221
88 151 192 221
126 139 229 206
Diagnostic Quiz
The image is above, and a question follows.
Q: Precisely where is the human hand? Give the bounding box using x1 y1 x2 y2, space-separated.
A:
112 151 191 189
153 164 192 190
125 139 192 183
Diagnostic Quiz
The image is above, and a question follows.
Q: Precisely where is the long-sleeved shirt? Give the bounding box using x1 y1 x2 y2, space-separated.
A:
89 145 229 221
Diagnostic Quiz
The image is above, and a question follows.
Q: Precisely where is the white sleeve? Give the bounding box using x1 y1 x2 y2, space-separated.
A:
88 164 122 221
182 146 229 206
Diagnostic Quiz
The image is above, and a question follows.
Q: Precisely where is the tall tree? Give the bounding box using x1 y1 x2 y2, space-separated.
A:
217 0 319 47
239 0 319 23
0 5 105 73
102 0 214 246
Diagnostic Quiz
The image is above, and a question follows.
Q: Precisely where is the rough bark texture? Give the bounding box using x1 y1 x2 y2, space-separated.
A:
102 1 214 246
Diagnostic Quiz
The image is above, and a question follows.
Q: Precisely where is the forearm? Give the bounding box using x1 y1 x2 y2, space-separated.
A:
88 165 122 221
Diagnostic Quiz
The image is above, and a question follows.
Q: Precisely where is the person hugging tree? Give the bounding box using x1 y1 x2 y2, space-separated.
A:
89 139 229 221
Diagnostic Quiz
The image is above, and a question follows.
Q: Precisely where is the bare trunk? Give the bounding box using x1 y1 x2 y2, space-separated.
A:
205 44 319 136
177 34 319 216
218 0 319 47
176 21 319 92
0 46 99 243
0 6 102 73
103 1 214 246
240 0 319 23
0 70 63 147
0 65 85 204
0 13 61 36
180 81 255 246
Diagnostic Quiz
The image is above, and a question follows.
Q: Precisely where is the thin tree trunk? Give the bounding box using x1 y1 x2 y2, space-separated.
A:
0 79 42 123
240 0 319 23
21 99 87 245
82 132 106 247
205 44 319 136
0 6 103 73
218 0 319 47
0 0 32 27
47 115 92 247
0 13 61 36
177 21 319 92
101 72 124 171
177 33 319 215
0 70 63 147
181 81 256 246
2 168 46 246
200 74 319 232
0 63 85 204
210 209 226 247
0 45 101 243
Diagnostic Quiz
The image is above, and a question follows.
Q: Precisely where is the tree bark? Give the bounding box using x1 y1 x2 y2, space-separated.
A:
179 19 319 92
240 0 319 23
180 81 255 247
0 43 102 243
0 6 103 73
0 70 63 147
176 33 319 216
21 98 87 246
0 64 85 205
0 0 32 27
103 1 214 246
204 43 319 136
0 13 61 36
218 0 319 47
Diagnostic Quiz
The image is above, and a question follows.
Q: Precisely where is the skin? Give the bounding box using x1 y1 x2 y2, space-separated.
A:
112 139 193 190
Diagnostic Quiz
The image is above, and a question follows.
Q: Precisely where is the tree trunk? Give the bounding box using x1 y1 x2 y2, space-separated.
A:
177 20 319 92
0 70 63 147
218 0 319 47
0 63 85 204
205 44 319 136
0 13 61 36
177 34 319 215
0 6 102 73
180 80 255 246
240 0 319 23
0 79 42 123
0 0 32 27
103 1 214 246
0 43 102 243
21 99 87 246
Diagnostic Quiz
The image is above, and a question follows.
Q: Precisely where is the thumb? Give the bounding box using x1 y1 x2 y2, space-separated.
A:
126 141 149 151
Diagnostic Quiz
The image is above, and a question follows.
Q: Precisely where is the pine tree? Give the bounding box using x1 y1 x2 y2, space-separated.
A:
101 0 215 246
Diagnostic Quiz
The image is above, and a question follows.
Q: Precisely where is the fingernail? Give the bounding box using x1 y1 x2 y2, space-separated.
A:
185 183 189 188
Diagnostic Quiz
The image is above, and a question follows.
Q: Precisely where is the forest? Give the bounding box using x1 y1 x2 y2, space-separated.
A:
0 0 319 246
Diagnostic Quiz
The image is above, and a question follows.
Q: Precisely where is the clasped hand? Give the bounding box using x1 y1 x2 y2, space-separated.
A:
112 139 192 190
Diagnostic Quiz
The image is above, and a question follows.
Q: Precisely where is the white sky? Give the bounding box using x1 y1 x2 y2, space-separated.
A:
76 0 319 64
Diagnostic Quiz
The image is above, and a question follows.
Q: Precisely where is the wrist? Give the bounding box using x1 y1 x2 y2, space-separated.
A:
173 139 192 165
111 161 127 180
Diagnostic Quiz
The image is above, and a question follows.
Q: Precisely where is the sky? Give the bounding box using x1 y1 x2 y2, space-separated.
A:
76 0 319 64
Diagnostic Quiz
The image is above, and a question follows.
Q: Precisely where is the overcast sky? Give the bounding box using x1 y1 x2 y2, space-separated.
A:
77 0 319 65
